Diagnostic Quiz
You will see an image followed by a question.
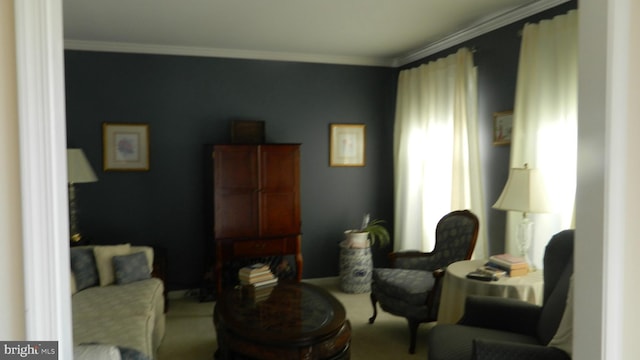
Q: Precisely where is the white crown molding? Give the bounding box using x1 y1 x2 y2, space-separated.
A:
392 0 571 67
64 0 570 68
64 40 394 67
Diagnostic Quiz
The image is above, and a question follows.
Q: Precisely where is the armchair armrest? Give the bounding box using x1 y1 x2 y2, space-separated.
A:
459 295 541 337
472 339 570 360
390 251 440 271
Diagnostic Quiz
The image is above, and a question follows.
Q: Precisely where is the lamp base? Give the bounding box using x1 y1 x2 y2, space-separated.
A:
517 215 536 271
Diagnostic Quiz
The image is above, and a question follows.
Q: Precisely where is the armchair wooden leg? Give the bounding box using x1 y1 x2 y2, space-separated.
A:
368 292 378 324
407 319 419 354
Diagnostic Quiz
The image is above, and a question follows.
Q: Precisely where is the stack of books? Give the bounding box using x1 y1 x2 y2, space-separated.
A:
486 254 529 277
238 263 278 287
244 283 276 303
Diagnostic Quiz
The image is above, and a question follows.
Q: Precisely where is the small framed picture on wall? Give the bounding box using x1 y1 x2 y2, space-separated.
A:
102 122 150 171
493 111 513 146
330 123 366 167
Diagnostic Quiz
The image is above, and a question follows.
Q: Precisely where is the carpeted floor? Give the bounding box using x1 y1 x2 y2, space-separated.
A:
157 277 435 360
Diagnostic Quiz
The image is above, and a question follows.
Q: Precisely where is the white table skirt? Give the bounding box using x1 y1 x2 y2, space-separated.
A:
437 259 544 324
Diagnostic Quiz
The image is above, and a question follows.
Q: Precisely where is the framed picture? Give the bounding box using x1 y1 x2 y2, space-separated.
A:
493 111 513 146
102 123 150 171
330 123 365 167
230 119 265 144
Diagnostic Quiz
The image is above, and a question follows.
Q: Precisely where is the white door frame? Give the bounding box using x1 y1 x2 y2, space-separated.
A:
14 0 73 358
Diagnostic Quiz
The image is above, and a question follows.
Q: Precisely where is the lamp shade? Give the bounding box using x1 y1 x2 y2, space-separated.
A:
492 165 550 213
67 149 98 183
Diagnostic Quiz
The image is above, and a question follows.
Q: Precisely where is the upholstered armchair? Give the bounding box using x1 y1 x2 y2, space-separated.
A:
427 229 574 360
369 210 479 354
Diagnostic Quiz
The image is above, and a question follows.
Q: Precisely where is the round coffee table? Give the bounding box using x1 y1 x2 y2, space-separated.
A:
214 281 351 360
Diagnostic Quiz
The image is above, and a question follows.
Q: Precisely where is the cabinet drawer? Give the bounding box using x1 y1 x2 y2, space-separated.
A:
233 238 290 256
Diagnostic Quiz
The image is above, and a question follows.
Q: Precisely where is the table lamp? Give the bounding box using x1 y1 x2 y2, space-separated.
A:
67 148 98 243
492 163 550 268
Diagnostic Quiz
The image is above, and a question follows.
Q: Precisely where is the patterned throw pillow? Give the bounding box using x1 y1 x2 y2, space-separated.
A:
70 247 99 291
113 251 151 285
119 346 151 360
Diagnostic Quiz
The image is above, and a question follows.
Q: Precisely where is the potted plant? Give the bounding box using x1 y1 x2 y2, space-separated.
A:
340 214 390 293
343 214 390 249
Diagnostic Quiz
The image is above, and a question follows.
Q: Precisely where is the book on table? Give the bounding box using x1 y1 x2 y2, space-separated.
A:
248 277 278 288
238 263 278 285
476 265 507 278
488 254 528 268
504 267 529 277
239 263 270 276
243 280 277 303
486 254 529 277
239 271 275 285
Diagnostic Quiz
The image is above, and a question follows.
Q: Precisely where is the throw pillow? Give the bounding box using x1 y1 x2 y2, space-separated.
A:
113 251 151 285
94 244 132 286
130 246 154 273
70 247 99 291
548 275 574 356
119 346 151 360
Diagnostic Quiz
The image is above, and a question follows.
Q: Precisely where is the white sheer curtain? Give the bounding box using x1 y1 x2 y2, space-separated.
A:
393 48 487 258
506 10 578 268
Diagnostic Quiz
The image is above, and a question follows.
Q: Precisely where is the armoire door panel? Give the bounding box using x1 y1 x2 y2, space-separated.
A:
260 192 300 236
213 145 259 238
214 192 258 238
259 145 299 190
214 145 258 190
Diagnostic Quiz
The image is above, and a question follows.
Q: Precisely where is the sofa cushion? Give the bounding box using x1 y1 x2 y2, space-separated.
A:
71 247 99 290
73 277 163 319
72 277 165 359
74 344 121 360
94 244 132 286
73 313 154 358
428 323 540 360
372 268 434 306
113 252 151 285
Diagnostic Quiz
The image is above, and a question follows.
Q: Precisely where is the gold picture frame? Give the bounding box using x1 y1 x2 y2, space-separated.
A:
493 111 513 146
102 123 150 171
330 123 365 167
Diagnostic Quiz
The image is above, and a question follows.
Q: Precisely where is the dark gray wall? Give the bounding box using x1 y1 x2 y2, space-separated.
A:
64 0 575 291
65 53 395 290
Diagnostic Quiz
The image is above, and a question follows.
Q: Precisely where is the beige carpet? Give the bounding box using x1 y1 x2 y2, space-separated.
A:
157 277 435 359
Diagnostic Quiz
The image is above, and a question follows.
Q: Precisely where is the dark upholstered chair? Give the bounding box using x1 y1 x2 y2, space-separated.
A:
427 229 574 360
369 210 479 354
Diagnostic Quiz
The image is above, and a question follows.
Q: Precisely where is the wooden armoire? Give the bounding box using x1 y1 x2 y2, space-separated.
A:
205 144 302 294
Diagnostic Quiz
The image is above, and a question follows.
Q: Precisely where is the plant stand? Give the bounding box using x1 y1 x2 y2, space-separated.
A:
339 242 373 293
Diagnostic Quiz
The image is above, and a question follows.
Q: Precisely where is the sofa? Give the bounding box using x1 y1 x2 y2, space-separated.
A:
70 244 166 360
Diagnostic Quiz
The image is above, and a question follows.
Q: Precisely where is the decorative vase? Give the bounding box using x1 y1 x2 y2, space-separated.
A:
339 240 373 293
343 230 369 248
